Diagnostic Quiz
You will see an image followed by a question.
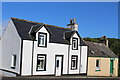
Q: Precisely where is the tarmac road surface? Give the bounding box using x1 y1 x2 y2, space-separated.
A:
1 76 120 80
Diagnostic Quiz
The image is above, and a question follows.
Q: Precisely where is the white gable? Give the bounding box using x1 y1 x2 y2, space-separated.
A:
72 32 79 38
1 19 22 76
70 32 80 45
36 26 50 42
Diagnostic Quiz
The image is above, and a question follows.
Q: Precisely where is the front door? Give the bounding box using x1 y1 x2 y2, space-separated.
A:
110 60 114 74
55 55 63 76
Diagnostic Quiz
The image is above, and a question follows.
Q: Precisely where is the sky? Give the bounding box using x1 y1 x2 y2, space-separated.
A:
2 2 119 38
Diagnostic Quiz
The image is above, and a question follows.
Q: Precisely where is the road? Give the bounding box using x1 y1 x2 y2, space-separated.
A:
1 76 120 80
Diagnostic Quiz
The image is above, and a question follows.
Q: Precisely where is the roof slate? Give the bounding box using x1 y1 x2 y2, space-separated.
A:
11 18 80 44
86 41 118 58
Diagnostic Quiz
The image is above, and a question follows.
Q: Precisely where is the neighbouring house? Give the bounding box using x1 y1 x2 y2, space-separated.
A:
86 36 118 77
0 18 88 77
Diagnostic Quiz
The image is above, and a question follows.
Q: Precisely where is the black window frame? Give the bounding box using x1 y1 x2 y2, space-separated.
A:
11 54 17 69
38 32 47 47
72 37 78 50
36 54 47 71
71 55 78 70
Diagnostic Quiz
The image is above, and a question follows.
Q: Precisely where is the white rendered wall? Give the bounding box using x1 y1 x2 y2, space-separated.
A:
80 46 88 74
21 26 88 76
69 33 81 74
1 19 21 76
33 26 68 75
21 40 33 76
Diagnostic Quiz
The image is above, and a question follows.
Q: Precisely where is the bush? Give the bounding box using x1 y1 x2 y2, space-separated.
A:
118 67 120 76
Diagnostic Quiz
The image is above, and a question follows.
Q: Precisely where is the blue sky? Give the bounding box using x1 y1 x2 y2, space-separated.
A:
2 2 118 38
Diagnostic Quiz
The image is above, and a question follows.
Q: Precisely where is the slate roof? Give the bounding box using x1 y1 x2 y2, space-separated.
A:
11 18 82 44
86 41 118 58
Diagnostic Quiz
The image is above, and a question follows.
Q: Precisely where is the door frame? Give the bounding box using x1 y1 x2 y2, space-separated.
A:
55 55 64 76
110 60 114 74
110 59 114 75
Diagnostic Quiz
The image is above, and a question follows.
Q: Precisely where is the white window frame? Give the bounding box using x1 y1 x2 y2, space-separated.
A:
38 32 47 47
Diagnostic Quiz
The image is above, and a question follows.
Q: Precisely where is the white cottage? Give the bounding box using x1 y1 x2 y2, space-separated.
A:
0 18 88 77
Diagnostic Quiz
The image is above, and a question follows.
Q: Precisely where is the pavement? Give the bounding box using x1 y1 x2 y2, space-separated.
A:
0 75 120 80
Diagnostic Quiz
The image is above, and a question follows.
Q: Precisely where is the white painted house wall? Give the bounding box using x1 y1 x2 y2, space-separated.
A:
21 26 87 76
80 46 88 74
21 40 33 76
69 33 81 74
1 19 21 76
33 26 68 75
21 26 69 76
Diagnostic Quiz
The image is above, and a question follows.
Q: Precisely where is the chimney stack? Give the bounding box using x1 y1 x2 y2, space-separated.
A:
99 36 108 47
67 18 78 31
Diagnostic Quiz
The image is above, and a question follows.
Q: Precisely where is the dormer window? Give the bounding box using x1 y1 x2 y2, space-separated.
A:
38 32 47 47
72 37 78 50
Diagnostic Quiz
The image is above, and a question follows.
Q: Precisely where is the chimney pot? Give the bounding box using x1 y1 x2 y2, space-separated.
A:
67 18 78 31
100 36 108 47
70 19 73 24
73 18 76 23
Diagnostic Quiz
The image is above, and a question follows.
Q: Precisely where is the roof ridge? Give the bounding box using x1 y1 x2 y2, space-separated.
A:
11 17 71 30
86 41 104 45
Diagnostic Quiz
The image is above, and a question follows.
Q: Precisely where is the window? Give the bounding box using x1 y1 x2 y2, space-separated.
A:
96 60 100 71
11 54 17 69
56 60 59 67
36 54 46 71
72 37 78 50
38 32 47 47
71 55 78 70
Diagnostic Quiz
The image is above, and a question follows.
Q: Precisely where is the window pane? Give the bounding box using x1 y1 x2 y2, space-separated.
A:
36 54 46 71
71 55 78 70
14 55 16 67
72 60 76 67
37 57 44 70
96 60 100 70
72 38 78 50
40 60 44 69
73 40 76 48
39 35 44 45
56 60 59 67
37 59 40 70
42 37 44 45
38 33 47 47
96 60 99 67
11 54 16 69
39 37 41 44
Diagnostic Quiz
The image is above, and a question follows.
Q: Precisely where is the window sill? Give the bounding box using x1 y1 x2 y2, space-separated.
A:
36 69 46 71
11 67 15 69
72 49 78 50
38 45 47 48
95 70 101 71
71 68 78 70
